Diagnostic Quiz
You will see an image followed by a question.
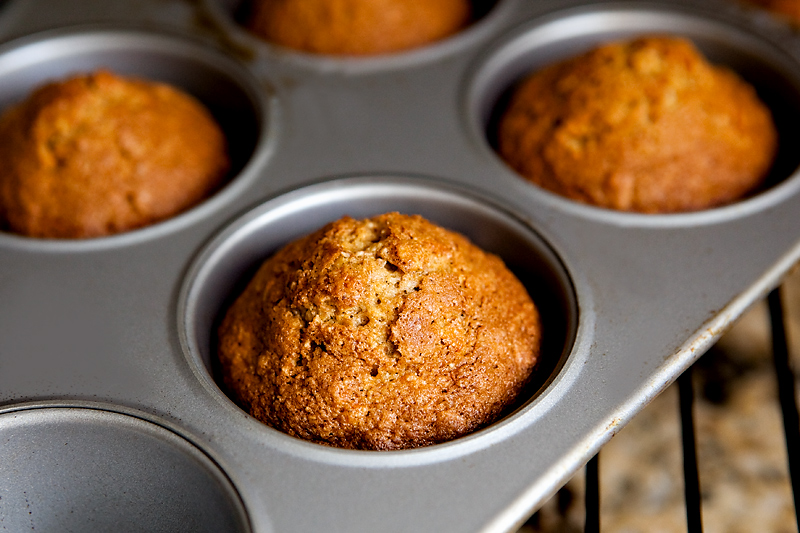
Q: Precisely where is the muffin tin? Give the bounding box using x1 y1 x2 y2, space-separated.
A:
2 0 800 531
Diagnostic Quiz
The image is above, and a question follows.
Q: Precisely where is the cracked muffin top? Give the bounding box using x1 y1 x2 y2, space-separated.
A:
245 0 472 56
217 212 541 450
496 36 778 213
0 70 229 238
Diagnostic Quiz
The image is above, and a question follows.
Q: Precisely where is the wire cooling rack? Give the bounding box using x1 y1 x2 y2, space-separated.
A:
523 285 800 532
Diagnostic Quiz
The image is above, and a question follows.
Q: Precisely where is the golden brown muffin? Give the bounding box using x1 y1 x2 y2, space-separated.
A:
0 70 230 238
217 213 541 450
496 36 778 213
245 0 472 56
745 0 800 24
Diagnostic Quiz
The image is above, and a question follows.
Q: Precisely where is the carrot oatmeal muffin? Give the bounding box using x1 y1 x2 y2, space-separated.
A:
0 70 230 238
245 0 472 55
496 36 778 213
217 212 541 450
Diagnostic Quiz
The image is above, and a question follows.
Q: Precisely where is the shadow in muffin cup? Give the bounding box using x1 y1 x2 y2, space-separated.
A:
466 2 800 224
179 175 578 451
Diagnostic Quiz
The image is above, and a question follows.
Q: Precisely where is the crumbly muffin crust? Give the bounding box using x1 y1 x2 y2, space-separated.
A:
496 36 778 213
0 70 230 238
217 213 541 450
246 0 471 56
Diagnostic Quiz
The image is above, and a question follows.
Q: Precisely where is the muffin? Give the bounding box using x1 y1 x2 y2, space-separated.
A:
496 36 778 213
0 70 230 239
245 0 472 56
217 212 541 450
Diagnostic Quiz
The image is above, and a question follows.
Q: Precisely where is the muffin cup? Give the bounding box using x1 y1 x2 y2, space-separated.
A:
179 175 578 449
465 1 800 224
197 0 521 72
0 403 250 533
0 25 274 248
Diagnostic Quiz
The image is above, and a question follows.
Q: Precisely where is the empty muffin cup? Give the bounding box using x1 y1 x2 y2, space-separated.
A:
0 405 250 533
0 26 271 242
179 175 577 449
466 2 800 219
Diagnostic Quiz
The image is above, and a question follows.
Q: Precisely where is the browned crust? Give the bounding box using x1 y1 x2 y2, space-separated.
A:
0 70 230 238
217 213 541 450
246 0 471 55
496 36 778 213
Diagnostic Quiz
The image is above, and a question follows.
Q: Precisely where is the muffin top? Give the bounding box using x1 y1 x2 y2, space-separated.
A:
217 212 541 450
0 70 229 238
245 0 472 55
496 36 778 213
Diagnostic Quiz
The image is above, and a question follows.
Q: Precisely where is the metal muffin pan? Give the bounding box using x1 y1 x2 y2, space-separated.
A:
2 0 800 531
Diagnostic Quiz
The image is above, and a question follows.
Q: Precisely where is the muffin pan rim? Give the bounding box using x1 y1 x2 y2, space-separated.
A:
0 399 249 479
462 0 800 228
0 24 278 250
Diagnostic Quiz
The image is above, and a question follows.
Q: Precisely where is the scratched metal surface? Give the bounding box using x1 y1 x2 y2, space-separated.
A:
1 0 799 531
